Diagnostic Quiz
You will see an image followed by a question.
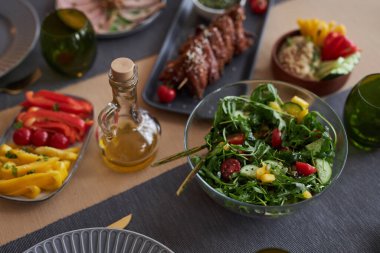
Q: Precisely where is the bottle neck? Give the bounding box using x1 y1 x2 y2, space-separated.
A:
109 66 140 122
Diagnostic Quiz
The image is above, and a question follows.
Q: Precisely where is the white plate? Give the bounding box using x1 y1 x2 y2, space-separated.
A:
24 228 174 253
0 0 39 78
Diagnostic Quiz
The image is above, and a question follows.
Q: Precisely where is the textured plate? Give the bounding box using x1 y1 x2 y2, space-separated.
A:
24 228 174 253
142 0 272 114
0 95 94 202
0 0 39 78
55 0 166 39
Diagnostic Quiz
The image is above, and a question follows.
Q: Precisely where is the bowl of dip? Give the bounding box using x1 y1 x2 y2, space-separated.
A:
192 0 247 20
271 30 352 96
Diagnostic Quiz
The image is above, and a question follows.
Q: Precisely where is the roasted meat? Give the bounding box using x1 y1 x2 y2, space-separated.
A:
159 5 253 98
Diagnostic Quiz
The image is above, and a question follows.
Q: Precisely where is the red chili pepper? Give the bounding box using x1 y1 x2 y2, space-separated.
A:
18 107 86 136
295 162 317 176
271 128 282 148
227 133 245 145
322 32 358 61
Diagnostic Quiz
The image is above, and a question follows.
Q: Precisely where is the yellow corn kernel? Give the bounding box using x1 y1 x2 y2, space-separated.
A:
302 190 312 199
269 101 283 112
256 166 267 179
223 144 230 151
291 96 309 110
260 173 276 183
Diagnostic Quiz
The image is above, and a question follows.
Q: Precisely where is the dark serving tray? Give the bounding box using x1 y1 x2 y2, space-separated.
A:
142 0 272 114
0 95 94 202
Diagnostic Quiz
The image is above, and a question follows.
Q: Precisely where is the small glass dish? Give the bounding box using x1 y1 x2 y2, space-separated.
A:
184 80 348 217
271 30 352 97
192 0 247 20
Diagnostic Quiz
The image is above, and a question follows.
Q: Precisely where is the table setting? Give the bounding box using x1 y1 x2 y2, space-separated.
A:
0 0 380 252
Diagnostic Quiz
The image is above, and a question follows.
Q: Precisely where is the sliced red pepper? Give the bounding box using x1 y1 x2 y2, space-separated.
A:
22 91 93 116
322 32 358 61
18 107 86 136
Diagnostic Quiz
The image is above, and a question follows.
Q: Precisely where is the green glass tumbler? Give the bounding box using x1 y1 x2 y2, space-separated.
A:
40 9 97 78
343 74 380 150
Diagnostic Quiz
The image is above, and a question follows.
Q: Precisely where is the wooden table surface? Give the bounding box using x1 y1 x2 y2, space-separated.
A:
1 0 379 245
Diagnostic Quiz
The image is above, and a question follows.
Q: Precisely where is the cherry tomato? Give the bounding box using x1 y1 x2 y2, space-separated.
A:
227 133 245 145
295 162 317 176
13 127 32 145
250 0 268 14
157 85 176 103
271 128 282 148
31 129 49 147
48 133 69 149
220 158 241 181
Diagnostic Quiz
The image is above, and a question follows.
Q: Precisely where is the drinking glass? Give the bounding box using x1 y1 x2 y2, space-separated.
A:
344 73 380 150
40 9 97 78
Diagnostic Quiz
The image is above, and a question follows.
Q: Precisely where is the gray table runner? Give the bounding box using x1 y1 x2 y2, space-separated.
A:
1 89 380 253
0 0 182 110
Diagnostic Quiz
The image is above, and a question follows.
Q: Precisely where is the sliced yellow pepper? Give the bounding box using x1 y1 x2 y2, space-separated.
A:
8 185 41 199
0 170 63 194
34 146 78 161
0 144 41 165
0 157 60 180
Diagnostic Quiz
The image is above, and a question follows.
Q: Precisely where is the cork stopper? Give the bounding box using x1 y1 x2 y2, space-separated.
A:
110 58 135 82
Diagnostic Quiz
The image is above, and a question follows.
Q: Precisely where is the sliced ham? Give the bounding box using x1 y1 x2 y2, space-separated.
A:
118 2 165 22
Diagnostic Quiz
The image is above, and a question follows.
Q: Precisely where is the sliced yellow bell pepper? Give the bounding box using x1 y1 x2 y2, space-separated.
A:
34 146 78 161
0 170 63 194
0 144 42 165
8 185 41 199
0 157 60 180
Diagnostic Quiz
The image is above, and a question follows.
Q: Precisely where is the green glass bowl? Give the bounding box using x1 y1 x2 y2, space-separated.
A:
184 80 348 217
40 9 97 78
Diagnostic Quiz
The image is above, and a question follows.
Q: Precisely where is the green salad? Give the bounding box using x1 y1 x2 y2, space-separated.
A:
193 83 336 206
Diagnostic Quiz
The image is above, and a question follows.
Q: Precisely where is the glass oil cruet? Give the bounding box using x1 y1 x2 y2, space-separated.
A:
98 57 160 172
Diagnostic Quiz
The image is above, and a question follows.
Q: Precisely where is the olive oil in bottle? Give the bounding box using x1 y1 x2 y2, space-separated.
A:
98 58 160 172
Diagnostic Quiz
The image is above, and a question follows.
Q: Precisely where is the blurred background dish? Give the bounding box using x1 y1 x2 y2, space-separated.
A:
0 0 39 78
192 0 247 20
184 80 348 217
56 0 167 39
271 17 361 97
272 30 352 96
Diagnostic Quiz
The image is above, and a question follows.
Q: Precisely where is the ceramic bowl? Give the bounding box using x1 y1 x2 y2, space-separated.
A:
271 30 351 96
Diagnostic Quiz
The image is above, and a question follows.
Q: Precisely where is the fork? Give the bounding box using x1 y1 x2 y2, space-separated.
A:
107 214 133 229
